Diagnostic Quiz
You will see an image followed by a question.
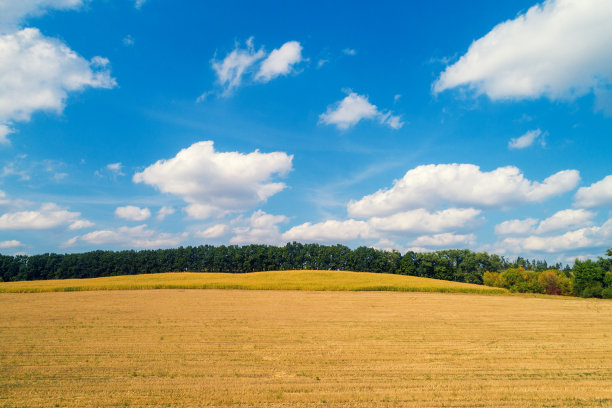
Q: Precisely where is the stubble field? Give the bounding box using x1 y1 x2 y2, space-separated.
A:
1 281 611 407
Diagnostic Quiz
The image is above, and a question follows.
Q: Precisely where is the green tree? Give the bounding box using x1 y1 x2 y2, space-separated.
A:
572 259 604 298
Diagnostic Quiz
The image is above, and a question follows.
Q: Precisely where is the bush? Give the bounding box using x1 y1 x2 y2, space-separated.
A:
580 282 603 298
602 286 612 299
538 270 573 296
483 271 501 287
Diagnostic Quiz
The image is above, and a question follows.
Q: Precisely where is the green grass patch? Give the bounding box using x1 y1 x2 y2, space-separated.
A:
0 270 507 294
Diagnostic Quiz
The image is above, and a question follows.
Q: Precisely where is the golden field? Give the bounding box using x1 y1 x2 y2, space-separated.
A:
1 285 611 407
0 270 507 294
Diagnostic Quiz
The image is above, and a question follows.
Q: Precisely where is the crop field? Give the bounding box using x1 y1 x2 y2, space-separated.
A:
1 281 611 407
0 270 507 294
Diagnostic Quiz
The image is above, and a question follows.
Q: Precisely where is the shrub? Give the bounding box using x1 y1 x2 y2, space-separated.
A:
602 286 612 299
538 270 573 296
580 282 603 298
483 271 501 287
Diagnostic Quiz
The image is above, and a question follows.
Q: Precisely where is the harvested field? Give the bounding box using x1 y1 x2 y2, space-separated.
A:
1 289 611 407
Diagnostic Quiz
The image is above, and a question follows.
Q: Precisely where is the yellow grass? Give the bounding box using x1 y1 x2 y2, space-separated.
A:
0 270 507 294
0 290 610 407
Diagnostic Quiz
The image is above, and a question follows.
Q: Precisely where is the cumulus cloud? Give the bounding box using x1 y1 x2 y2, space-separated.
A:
0 202 89 230
133 141 293 219
574 175 612 208
282 219 377 243
66 224 187 249
0 0 84 31
282 207 481 244
348 164 580 218
115 205 151 221
230 210 288 245
500 218 612 254
508 129 545 149
255 41 303 82
495 209 596 238
68 219 94 230
433 0 612 112
535 209 595 234
211 37 265 95
0 28 115 142
0 124 12 145
0 240 24 248
411 233 476 248
319 92 403 130
195 224 228 239
156 206 175 221
211 38 305 95
495 218 538 236
369 208 482 234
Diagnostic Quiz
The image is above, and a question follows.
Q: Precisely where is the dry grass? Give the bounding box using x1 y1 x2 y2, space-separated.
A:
0 270 507 294
1 289 611 407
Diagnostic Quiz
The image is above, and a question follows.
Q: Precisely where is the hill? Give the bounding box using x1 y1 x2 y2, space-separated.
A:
0 270 507 294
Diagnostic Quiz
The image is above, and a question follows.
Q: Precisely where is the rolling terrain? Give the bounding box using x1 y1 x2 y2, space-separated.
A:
0 273 611 407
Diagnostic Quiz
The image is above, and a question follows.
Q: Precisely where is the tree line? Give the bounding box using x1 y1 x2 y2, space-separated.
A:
0 243 610 298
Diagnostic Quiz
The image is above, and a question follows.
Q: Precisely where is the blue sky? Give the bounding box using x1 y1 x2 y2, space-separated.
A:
0 0 611 264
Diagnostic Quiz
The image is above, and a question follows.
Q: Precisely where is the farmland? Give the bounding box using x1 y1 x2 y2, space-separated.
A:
1 277 611 407
0 270 505 294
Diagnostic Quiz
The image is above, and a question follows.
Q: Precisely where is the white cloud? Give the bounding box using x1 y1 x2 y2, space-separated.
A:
52 172 68 181
211 37 265 95
230 210 288 245
0 202 84 229
122 35 134 47
319 92 403 130
495 218 538 236
210 38 306 95
495 209 596 237
255 41 303 82
342 48 356 56
500 218 612 254
0 28 115 142
433 0 612 112
411 233 476 248
369 208 482 234
574 175 612 208
156 206 175 221
106 162 124 175
282 219 377 243
68 219 94 230
195 224 228 239
508 129 545 149
134 0 147 9
281 208 481 245
115 205 151 221
67 224 187 249
0 240 23 248
348 164 580 217
133 141 293 219
0 0 84 31
0 124 12 145
535 208 595 234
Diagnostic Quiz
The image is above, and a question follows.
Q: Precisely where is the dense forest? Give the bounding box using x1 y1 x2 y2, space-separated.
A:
0 243 610 298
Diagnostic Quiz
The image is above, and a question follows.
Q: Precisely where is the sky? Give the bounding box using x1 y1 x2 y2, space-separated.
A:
0 0 611 264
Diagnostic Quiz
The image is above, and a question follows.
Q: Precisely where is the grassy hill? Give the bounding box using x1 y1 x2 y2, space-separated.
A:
0 270 507 294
